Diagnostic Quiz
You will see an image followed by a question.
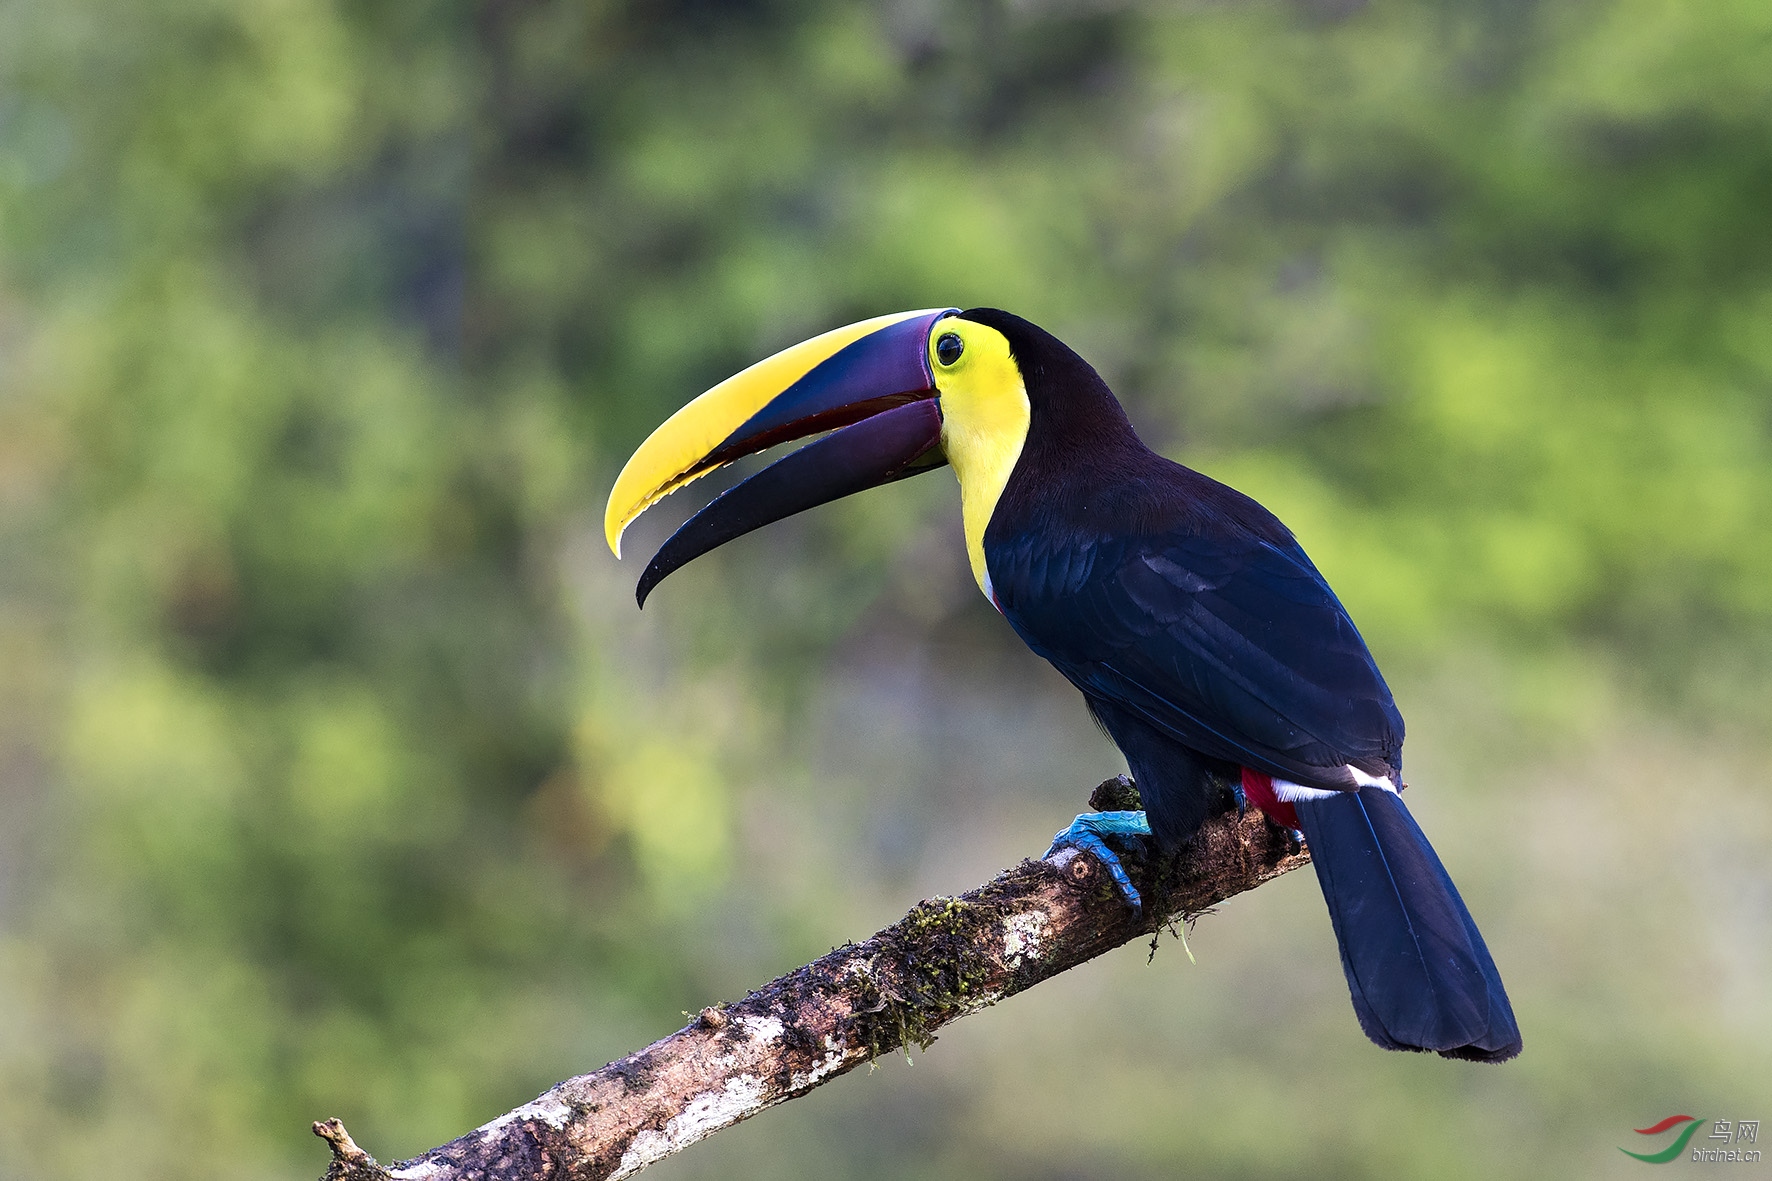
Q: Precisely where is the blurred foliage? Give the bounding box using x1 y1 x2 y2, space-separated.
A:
0 0 1768 1177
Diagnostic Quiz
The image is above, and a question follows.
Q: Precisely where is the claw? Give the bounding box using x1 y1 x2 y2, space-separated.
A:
1046 810 1151 914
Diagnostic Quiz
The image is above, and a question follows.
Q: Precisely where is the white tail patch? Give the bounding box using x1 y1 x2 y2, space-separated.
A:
1273 767 1397 802
1272 779 1342 803
1345 766 1399 792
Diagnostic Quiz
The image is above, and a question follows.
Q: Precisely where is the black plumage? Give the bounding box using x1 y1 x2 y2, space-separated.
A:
1292 785 1520 1061
967 308 1521 1061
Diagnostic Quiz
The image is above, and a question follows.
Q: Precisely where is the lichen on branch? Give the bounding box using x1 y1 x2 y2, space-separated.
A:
313 779 1309 1181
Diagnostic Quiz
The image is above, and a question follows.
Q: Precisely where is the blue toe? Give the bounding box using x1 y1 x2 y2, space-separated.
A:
1047 810 1152 914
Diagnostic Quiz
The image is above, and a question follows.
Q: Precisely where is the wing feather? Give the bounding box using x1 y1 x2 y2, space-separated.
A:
993 526 1403 788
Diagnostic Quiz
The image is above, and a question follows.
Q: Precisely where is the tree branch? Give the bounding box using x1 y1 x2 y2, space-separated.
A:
313 778 1309 1181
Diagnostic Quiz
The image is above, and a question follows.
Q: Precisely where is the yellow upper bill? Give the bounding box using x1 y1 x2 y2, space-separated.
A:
604 309 946 557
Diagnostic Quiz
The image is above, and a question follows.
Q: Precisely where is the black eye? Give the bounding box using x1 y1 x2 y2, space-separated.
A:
935 332 964 366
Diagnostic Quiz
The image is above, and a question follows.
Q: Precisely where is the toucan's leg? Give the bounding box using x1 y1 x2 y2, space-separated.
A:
1045 810 1152 913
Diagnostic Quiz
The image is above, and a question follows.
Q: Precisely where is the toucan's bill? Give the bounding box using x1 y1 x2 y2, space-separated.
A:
605 308 958 605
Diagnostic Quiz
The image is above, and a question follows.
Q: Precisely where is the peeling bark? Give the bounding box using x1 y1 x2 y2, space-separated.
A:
313 780 1309 1181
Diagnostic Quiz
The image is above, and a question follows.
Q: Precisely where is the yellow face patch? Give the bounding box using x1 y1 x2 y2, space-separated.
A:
928 317 1030 597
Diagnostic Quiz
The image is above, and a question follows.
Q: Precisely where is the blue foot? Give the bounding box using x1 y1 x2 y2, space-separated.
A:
1046 810 1152 914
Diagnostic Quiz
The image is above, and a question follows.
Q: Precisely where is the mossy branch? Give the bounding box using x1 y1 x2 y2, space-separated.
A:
311 778 1310 1181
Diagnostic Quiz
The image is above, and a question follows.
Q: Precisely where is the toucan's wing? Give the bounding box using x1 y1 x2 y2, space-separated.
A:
991 525 1403 788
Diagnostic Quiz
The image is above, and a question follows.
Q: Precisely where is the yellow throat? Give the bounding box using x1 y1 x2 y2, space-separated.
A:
929 318 1031 598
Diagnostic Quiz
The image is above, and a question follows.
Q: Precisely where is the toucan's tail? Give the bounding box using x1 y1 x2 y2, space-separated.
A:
1292 785 1522 1062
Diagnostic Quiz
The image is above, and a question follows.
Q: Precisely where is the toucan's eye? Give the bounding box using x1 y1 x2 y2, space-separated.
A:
935 332 964 367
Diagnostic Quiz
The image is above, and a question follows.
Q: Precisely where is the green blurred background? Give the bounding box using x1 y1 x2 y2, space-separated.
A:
2 0 1769 1176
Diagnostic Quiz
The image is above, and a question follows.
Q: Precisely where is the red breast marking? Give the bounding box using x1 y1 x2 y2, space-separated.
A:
1240 767 1298 830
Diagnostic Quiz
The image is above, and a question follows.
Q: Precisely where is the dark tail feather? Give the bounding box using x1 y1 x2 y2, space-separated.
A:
1293 786 1522 1062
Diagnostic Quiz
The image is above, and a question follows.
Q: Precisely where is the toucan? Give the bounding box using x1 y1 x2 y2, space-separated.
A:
605 307 1522 1062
